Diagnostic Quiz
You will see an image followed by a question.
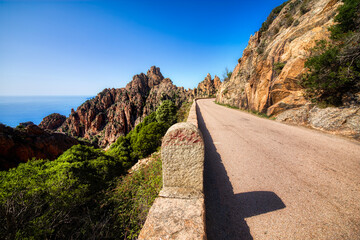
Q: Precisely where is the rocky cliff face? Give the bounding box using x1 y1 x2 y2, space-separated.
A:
39 113 66 130
0 124 86 170
216 0 360 139
196 74 221 98
58 66 194 147
216 0 341 115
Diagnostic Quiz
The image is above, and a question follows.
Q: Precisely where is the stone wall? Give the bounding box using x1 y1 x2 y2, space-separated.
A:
138 101 206 240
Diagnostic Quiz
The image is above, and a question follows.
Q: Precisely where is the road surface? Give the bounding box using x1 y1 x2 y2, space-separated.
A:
197 99 360 240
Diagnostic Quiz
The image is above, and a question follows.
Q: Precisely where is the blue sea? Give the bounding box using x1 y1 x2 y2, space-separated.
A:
0 96 92 127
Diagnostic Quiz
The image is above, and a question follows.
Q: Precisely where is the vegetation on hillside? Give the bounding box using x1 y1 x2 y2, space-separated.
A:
222 67 233 81
110 152 162 239
259 0 289 33
301 0 360 106
0 99 185 239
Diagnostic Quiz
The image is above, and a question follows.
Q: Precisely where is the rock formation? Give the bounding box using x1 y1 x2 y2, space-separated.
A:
58 66 194 147
216 0 341 115
215 0 360 139
196 73 221 98
276 104 360 140
39 113 66 130
18 121 35 127
0 124 87 170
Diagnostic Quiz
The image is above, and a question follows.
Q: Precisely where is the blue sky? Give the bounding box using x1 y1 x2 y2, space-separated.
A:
0 0 286 96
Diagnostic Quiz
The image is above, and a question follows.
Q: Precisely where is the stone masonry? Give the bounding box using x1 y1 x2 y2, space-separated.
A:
138 101 206 240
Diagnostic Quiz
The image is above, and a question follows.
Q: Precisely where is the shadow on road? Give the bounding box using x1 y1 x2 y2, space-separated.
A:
197 105 286 240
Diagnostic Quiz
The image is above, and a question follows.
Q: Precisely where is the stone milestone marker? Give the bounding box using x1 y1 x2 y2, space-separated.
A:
160 122 204 199
138 119 206 240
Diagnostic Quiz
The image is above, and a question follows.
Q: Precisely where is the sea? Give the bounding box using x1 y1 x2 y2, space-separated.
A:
0 96 92 128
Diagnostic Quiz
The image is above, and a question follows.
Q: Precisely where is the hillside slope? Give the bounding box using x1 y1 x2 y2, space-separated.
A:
57 66 193 147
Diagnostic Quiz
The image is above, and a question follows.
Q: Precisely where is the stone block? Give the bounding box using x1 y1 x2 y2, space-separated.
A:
161 122 204 197
138 197 206 240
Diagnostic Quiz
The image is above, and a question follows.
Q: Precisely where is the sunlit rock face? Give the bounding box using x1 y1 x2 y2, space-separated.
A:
58 66 194 147
216 0 341 115
195 73 221 98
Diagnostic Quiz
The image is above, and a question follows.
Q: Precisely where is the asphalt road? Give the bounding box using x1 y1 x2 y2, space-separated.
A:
197 99 360 240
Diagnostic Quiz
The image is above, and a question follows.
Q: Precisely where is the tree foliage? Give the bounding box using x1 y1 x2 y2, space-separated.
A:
301 0 360 106
155 100 177 127
259 0 289 33
222 67 233 81
110 153 162 239
0 99 181 239
0 145 124 239
109 100 177 164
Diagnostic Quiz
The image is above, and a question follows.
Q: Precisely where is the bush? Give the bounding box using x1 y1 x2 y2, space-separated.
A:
301 39 359 105
109 100 178 164
274 62 286 75
0 145 124 239
222 67 233 81
0 99 181 239
107 136 132 168
300 1 310 15
301 0 360 106
176 101 193 122
155 100 177 127
284 14 294 27
329 0 360 39
257 42 266 54
131 122 167 159
259 0 289 33
111 153 162 239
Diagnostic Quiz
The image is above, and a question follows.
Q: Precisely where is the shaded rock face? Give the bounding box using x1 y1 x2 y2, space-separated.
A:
0 124 85 170
19 122 35 127
216 0 341 115
59 66 194 147
39 113 66 130
196 74 221 98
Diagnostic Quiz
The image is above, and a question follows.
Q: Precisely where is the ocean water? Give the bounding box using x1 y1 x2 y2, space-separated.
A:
0 96 92 127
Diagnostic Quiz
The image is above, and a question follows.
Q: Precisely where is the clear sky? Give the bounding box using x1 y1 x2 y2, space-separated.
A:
0 0 286 96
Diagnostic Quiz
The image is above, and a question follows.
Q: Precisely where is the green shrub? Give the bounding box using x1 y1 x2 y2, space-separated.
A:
222 67 233 81
109 100 178 165
259 0 289 33
329 0 360 39
176 101 193 122
301 40 359 105
131 122 167 159
285 14 294 27
257 42 265 54
300 0 310 15
274 62 286 75
111 153 162 239
155 100 177 127
301 0 360 106
0 99 181 239
0 145 124 239
107 136 132 168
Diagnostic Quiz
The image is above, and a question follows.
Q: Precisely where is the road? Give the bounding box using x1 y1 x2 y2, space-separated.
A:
197 99 360 240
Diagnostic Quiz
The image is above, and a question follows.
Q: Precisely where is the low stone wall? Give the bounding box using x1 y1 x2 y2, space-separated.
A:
138 101 206 240
187 100 199 128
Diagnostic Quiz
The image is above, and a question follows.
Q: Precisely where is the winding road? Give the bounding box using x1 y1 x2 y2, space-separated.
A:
197 99 360 240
